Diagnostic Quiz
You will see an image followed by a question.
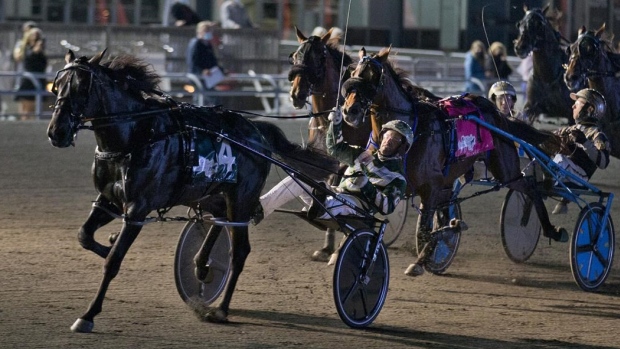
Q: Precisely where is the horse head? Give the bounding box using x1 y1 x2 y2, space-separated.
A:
564 24 618 92
513 5 560 58
341 47 390 128
47 49 107 148
287 26 333 109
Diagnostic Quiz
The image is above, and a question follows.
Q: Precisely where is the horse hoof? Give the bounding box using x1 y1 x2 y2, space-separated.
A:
70 318 94 333
109 231 120 244
404 263 425 277
327 252 339 266
195 266 215 284
205 308 228 323
311 249 332 262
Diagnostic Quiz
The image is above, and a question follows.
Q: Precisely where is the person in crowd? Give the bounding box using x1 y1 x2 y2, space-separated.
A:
170 1 201 27
311 26 327 37
254 109 411 223
220 0 255 29
551 88 610 214
463 40 486 93
13 26 47 120
485 41 512 90
186 21 227 104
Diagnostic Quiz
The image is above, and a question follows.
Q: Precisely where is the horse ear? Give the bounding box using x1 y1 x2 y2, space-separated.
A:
321 28 333 44
359 47 366 60
578 26 586 36
295 26 307 43
523 4 528 12
595 23 607 38
65 50 75 64
542 5 549 16
377 46 391 63
89 49 107 66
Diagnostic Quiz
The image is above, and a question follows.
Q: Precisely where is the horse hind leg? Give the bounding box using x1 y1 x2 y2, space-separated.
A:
194 225 224 283
509 177 568 242
205 225 251 323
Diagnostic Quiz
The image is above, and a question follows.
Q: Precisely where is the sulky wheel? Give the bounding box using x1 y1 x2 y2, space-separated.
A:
417 202 462 274
174 219 232 305
378 197 409 247
500 189 541 263
333 228 389 329
570 203 615 292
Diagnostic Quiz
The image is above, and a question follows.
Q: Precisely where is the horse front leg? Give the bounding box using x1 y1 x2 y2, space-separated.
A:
71 221 143 333
205 225 251 323
78 195 119 258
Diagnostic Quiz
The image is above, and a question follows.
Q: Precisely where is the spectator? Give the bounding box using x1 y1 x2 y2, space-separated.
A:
220 0 255 29
187 21 227 104
13 27 47 120
464 40 486 93
551 88 610 214
311 26 327 37
170 1 201 27
485 41 513 90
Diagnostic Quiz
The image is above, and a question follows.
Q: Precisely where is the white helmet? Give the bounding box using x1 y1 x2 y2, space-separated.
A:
488 81 517 101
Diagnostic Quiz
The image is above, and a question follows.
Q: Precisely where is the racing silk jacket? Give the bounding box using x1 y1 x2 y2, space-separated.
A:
554 122 610 179
326 121 407 215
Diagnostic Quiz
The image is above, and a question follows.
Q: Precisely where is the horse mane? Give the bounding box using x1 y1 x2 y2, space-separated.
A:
325 40 353 69
377 48 441 102
101 54 162 92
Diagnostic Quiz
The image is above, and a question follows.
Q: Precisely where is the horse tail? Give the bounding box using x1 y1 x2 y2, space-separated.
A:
503 118 562 156
252 120 339 180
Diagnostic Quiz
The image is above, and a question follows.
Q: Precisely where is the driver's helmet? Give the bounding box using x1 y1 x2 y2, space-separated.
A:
570 88 606 120
488 81 517 101
380 120 414 154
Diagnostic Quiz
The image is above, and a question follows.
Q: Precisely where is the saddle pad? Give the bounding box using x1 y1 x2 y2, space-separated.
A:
438 95 479 118
454 117 494 158
192 134 238 183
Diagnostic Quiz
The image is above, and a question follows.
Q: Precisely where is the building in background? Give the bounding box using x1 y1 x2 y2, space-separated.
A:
0 0 617 52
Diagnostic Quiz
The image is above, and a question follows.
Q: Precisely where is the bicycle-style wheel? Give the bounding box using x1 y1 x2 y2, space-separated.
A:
500 189 541 263
333 228 389 329
378 197 409 247
417 202 462 274
174 219 232 305
570 203 615 292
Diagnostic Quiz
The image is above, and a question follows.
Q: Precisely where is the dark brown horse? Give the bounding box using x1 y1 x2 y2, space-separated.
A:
341 47 567 274
288 27 374 259
563 24 620 159
288 27 371 150
46 50 338 332
513 5 573 125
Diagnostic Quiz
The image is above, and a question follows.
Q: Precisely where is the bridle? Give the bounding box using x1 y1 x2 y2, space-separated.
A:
51 59 101 136
567 32 619 81
341 55 385 119
515 10 551 55
51 58 178 136
288 36 327 94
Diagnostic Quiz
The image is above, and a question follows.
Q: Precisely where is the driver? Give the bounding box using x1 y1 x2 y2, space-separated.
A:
488 81 527 123
551 88 610 214
253 110 411 222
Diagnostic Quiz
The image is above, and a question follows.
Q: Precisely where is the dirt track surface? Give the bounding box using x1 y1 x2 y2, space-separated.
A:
1 120 620 349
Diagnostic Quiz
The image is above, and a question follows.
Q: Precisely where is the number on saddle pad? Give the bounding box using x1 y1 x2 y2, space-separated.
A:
439 96 495 158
